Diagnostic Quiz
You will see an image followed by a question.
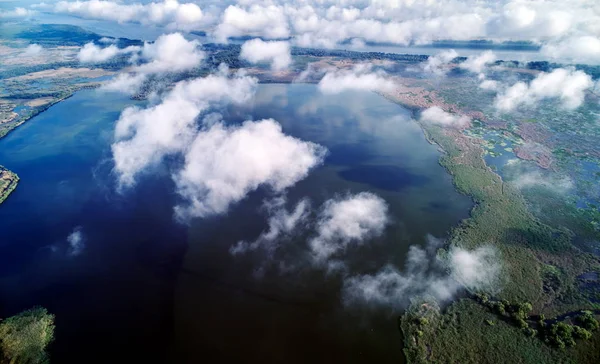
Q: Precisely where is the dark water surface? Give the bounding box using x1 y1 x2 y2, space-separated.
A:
0 84 471 363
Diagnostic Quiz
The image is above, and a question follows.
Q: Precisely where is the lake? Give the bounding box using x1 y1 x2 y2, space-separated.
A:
0 84 471 363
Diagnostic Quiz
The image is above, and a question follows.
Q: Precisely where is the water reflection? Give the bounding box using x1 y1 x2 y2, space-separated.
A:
175 84 472 363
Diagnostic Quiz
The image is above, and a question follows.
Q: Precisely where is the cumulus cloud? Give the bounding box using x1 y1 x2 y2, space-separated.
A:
541 36 600 65
309 192 389 264
135 32 204 73
230 197 310 256
494 68 594 112
240 39 292 71
174 119 327 220
33 0 600 64
215 5 290 42
479 79 499 91
342 237 500 308
112 70 258 187
77 42 120 63
51 0 207 31
0 7 34 18
318 64 396 94
510 170 574 194
101 73 146 94
486 2 572 39
460 50 497 75
422 49 459 76
420 107 471 128
101 33 203 93
22 44 43 57
67 227 85 257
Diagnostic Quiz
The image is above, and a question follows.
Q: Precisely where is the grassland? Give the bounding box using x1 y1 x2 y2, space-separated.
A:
383 93 600 363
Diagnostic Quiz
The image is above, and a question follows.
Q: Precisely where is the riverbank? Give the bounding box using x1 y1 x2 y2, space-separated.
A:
382 91 600 363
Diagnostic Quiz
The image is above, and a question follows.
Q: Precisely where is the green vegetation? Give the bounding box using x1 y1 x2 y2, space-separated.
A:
0 166 19 205
0 307 55 364
392 106 600 362
401 299 563 364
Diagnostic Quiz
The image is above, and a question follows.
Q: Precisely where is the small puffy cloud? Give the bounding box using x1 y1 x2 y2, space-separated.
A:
174 119 327 220
77 42 120 63
101 33 203 93
67 227 85 257
449 245 499 292
230 197 310 256
101 73 146 94
240 39 292 71
420 107 471 128
52 0 206 31
510 170 574 194
309 192 389 263
460 50 497 74
541 36 600 65
136 32 204 73
215 5 290 42
479 79 499 91
342 237 501 308
112 71 258 187
22 44 43 57
318 64 396 94
423 49 458 76
494 68 594 112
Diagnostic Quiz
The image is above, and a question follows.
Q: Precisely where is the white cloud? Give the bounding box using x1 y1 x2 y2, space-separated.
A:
34 0 600 64
494 68 594 112
77 42 142 63
22 44 43 57
510 171 574 193
112 70 258 187
52 0 206 31
215 4 290 42
101 33 203 93
77 42 120 63
0 7 34 18
240 39 292 71
230 197 310 256
318 64 396 94
67 227 85 257
174 119 327 220
342 237 500 308
309 192 389 263
420 106 471 128
135 32 204 73
101 73 146 94
479 79 499 90
460 50 497 74
423 49 458 76
449 245 499 292
541 36 600 65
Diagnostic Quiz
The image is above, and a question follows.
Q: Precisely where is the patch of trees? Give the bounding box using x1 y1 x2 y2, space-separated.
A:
474 293 600 348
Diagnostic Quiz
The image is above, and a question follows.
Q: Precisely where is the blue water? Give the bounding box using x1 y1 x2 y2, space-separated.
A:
0 84 472 363
0 89 187 363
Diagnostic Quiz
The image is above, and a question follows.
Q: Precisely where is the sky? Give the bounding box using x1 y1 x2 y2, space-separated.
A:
1 0 600 65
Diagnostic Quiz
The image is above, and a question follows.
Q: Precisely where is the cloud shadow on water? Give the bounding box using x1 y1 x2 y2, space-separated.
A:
338 165 429 191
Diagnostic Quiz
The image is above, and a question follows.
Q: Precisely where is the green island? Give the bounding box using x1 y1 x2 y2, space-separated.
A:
0 307 55 364
382 98 600 363
0 166 18 205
